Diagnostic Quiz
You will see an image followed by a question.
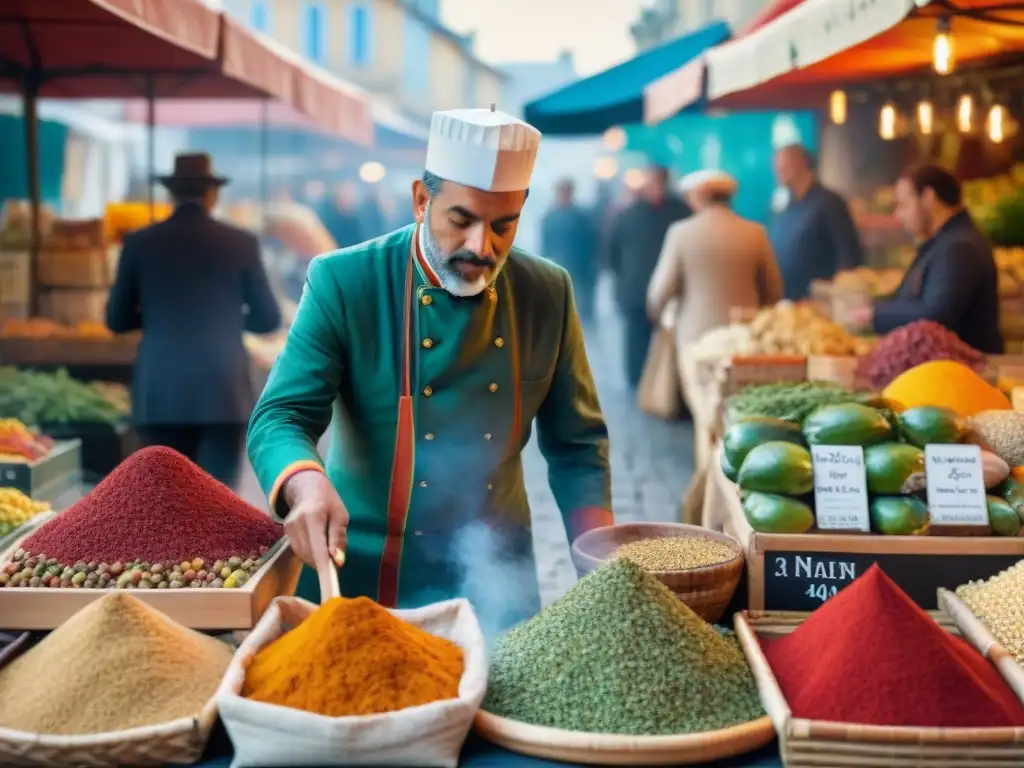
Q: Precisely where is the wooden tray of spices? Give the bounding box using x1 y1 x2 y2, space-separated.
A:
0 536 302 631
735 611 1024 767
474 710 776 766
939 589 1024 705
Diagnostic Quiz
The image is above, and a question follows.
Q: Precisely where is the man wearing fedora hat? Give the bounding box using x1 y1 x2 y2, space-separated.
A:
107 152 282 487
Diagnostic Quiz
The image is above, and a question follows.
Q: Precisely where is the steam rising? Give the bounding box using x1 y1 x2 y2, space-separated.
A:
452 521 540 645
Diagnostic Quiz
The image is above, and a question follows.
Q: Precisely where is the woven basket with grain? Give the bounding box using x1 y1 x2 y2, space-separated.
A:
570 522 744 623
724 356 807 398
735 611 1024 767
0 697 218 767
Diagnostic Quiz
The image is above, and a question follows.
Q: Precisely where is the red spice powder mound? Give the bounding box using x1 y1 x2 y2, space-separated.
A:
22 446 281 564
763 565 1024 728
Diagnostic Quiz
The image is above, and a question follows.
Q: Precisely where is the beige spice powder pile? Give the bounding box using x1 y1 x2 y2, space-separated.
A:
0 593 234 735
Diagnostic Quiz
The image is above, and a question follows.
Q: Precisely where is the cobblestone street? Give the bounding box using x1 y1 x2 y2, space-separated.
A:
240 281 695 606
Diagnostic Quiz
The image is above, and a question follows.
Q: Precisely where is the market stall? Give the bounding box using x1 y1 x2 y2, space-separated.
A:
0 444 1022 766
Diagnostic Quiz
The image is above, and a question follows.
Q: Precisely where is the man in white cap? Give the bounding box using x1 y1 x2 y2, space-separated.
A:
247 108 612 626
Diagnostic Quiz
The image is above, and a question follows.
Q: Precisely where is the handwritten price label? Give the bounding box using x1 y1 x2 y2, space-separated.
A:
811 446 870 532
924 444 988 527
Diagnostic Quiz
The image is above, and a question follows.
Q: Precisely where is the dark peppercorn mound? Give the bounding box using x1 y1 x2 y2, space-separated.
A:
22 446 280 564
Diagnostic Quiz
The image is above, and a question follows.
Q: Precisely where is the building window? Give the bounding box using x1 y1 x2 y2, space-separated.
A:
302 2 326 65
401 16 430 100
348 3 372 67
250 0 269 31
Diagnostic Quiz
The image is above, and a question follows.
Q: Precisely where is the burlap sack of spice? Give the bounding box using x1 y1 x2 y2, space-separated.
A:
216 596 488 768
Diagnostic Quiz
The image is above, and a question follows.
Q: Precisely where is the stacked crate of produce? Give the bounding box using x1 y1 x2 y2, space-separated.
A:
36 218 114 327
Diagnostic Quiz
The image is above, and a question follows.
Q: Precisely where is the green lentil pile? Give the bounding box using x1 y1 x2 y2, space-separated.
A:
956 560 1024 666
483 559 764 735
727 381 880 425
613 536 736 571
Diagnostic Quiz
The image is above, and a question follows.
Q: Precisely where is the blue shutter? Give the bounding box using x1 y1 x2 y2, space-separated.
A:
250 1 269 32
303 3 325 64
348 4 372 67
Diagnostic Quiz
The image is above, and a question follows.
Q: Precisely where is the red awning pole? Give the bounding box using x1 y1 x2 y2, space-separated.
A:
145 74 156 222
22 71 40 317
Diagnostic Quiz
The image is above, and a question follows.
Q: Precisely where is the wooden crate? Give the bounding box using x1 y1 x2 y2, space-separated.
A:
0 440 81 503
0 335 139 366
0 538 303 630
723 355 807 398
39 288 109 326
704 443 1024 615
36 247 112 288
805 355 860 389
940 589 1024 704
734 611 1024 766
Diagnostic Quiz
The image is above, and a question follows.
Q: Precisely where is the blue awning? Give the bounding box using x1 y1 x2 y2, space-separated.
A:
524 21 730 136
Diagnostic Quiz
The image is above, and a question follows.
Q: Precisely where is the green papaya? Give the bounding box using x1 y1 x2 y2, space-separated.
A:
869 496 930 535
898 406 966 448
864 443 925 495
803 403 893 447
742 492 815 534
997 477 1024 508
722 417 805 470
738 442 814 496
987 496 1022 536
720 449 739 482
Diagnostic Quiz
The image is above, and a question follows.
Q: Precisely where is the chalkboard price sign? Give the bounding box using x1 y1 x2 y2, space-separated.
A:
762 550 1022 611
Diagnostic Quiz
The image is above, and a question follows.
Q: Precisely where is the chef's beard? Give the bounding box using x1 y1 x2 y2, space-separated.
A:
420 203 504 297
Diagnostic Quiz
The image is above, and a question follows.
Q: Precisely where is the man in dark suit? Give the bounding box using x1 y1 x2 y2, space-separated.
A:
604 166 691 388
107 153 282 487
852 165 1002 353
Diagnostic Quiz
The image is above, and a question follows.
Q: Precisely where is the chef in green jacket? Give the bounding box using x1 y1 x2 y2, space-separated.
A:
247 107 613 630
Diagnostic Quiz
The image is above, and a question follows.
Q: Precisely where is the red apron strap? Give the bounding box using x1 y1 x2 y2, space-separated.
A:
378 242 416 607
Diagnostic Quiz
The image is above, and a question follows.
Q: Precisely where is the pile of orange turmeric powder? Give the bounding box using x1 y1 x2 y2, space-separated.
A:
242 597 464 717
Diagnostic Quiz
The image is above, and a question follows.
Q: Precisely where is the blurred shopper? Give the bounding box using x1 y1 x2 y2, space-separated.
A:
542 179 599 326
319 182 363 248
647 170 783 400
771 144 863 300
605 166 691 388
358 186 389 240
107 153 282 488
852 165 1002 353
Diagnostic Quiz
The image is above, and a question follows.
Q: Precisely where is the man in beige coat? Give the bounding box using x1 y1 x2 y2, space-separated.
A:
647 169 783 366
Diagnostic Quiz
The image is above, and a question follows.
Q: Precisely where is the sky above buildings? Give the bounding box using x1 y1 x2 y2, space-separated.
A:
441 0 643 75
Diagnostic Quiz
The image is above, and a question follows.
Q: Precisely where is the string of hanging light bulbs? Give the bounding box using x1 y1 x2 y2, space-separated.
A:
825 15 1018 144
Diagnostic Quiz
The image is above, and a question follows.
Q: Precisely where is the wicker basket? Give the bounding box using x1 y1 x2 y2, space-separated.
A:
570 522 744 623
939 589 1024 705
806 355 860 389
0 695 219 767
735 611 1024 766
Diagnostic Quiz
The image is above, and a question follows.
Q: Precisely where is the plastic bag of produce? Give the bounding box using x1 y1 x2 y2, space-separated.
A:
217 595 488 768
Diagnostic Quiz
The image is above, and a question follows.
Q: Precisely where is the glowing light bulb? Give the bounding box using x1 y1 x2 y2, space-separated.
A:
829 90 847 125
623 169 646 190
879 103 897 140
358 161 386 184
917 100 934 135
593 157 618 180
602 127 626 152
933 17 954 75
957 94 973 133
987 105 1006 143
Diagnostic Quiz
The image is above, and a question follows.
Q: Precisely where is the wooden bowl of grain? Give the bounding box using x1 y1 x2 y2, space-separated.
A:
571 522 744 623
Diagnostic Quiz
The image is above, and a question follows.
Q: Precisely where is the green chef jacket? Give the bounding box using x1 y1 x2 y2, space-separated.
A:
247 225 611 619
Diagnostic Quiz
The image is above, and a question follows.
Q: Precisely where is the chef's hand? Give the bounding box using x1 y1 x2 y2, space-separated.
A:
282 470 348 576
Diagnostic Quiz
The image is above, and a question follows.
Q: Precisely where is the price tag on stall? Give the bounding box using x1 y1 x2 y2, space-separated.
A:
811 446 870 532
925 444 989 528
